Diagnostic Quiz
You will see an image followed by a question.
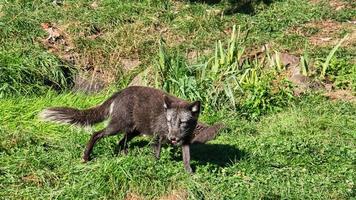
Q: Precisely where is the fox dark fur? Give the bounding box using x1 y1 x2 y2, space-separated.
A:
40 86 223 173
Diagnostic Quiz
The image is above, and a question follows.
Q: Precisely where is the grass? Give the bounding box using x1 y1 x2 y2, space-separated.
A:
1 0 355 199
0 92 355 199
151 28 296 119
1 0 355 96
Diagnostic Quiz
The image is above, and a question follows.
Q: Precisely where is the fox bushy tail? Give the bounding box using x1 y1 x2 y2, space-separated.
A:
191 123 225 144
39 92 120 126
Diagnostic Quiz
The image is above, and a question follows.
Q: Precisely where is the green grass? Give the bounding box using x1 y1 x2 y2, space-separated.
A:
151 30 296 119
0 92 355 199
1 0 355 96
1 0 355 199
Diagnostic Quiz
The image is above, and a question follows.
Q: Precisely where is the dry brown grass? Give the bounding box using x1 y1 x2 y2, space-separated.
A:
287 20 356 47
309 0 353 10
323 89 356 102
124 190 188 200
21 173 43 187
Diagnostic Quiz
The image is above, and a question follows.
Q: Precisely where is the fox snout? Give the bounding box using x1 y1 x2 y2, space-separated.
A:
168 136 178 145
169 138 183 146
168 130 180 145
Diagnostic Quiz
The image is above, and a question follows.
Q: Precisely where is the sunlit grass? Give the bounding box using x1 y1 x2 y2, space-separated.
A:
0 93 355 199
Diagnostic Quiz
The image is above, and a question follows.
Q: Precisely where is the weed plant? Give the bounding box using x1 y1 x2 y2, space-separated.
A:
152 26 294 119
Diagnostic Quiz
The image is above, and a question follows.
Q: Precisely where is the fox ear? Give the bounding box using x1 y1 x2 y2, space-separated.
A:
189 101 201 113
163 95 172 109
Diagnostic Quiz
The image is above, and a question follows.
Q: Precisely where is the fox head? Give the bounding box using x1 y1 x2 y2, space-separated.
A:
163 95 201 146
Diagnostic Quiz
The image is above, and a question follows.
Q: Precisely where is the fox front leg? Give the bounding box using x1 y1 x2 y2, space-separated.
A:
152 135 163 159
182 144 193 173
115 131 140 155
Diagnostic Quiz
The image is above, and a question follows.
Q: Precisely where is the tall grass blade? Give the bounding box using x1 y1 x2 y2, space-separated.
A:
321 34 348 79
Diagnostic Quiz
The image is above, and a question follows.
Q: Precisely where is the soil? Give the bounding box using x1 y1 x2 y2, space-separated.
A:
159 190 188 200
125 190 188 200
309 0 353 11
323 90 356 102
39 22 122 93
120 57 142 71
288 20 356 47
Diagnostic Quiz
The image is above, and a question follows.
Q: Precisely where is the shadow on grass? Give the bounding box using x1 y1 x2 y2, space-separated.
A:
127 140 247 168
188 0 274 15
190 143 247 167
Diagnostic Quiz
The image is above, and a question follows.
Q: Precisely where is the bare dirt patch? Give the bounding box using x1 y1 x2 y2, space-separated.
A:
125 193 144 200
309 0 353 10
39 22 121 93
21 173 43 186
40 22 75 56
159 190 188 200
120 56 142 71
124 190 188 200
329 0 349 10
186 49 212 63
39 18 188 92
323 90 356 102
287 20 356 47
307 20 343 46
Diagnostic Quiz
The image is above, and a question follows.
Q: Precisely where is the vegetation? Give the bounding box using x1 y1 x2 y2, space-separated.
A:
0 93 355 199
1 0 355 96
0 0 355 199
152 26 295 119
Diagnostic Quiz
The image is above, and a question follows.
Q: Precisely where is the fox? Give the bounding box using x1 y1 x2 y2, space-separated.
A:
39 86 223 173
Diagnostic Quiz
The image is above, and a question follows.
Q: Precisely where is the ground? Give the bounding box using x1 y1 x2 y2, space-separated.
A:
0 0 355 199
0 93 355 199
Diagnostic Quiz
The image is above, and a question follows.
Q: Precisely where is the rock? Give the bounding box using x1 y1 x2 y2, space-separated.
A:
275 52 313 96
278 52 299 68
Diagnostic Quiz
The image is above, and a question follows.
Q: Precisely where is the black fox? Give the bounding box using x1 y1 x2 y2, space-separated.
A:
40 86 223 173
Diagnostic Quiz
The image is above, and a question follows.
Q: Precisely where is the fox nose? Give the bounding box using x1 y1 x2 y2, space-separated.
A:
169 136 178 144
169 136 177 141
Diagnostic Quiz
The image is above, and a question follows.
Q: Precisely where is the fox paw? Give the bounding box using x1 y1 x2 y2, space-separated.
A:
81 156 90 163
